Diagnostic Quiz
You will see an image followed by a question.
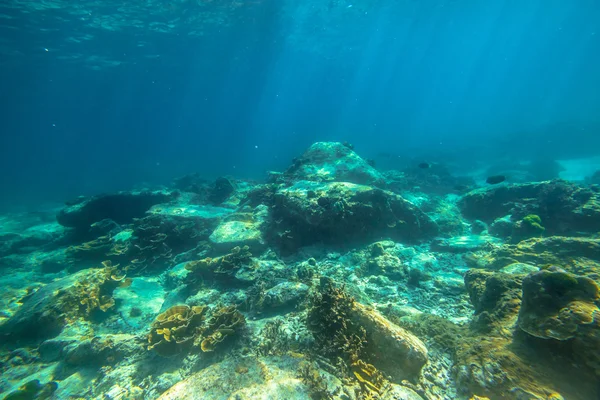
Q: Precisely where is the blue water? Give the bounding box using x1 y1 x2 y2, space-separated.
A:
1 0 599 209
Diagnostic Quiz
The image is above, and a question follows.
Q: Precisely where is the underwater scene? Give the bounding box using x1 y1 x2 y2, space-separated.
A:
1 1 600 399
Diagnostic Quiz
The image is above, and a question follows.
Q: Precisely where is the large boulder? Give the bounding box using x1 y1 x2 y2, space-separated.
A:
465 236 600 278
348 302 428 383
0 268 118 342
57 190 177 229
284 142 385 186
455 269 597 399
270 181 438 252
518 267 600 376
458 180 600 236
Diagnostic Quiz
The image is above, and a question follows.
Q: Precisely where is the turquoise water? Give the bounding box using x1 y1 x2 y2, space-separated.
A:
1 1 599 399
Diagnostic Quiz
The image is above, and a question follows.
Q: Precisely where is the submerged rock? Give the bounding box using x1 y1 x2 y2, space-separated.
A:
465 236 600 277
284 142 386 186
431 235 501 253
209 205 269 253
0 267 120 342
464 269 522 334
459 180 600 236
157 356 310 400
57 190 177 229
348 302 428 383
518 267 600 376
271 181 438 252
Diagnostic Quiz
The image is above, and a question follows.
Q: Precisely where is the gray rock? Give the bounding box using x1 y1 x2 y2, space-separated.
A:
272 181 438 251
58 190 177 229
431 235 502 253
499 263 539 275
263 282 309 310
489 215 513 238
209 205 269 253
284 141 385 186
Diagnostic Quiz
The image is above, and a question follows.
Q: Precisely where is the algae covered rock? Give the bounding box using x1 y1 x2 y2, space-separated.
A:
465 236 600 277
464 269 522 334
458 180 600 236
57 190 177 229
518 267 600 376
308 279 428 387
518 266 599 340
185 245 253 285
0 267 122 342
263 281 309 311
348 302 428 383
271 181 438 252
208 205 269 253
284 141 385 186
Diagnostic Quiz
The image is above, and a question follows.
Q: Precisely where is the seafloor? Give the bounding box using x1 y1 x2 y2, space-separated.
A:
1 142 599 400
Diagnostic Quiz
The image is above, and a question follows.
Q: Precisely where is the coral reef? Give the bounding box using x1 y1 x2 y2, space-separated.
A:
147 303 245 357
147 305 207 356
2 141 600 399
459 179 600 236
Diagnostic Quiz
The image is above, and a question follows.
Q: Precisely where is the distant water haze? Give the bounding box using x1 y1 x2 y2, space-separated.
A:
0 0 599 210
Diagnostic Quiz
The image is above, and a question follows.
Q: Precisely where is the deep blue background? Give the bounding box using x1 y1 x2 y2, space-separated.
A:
1 0 599 210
